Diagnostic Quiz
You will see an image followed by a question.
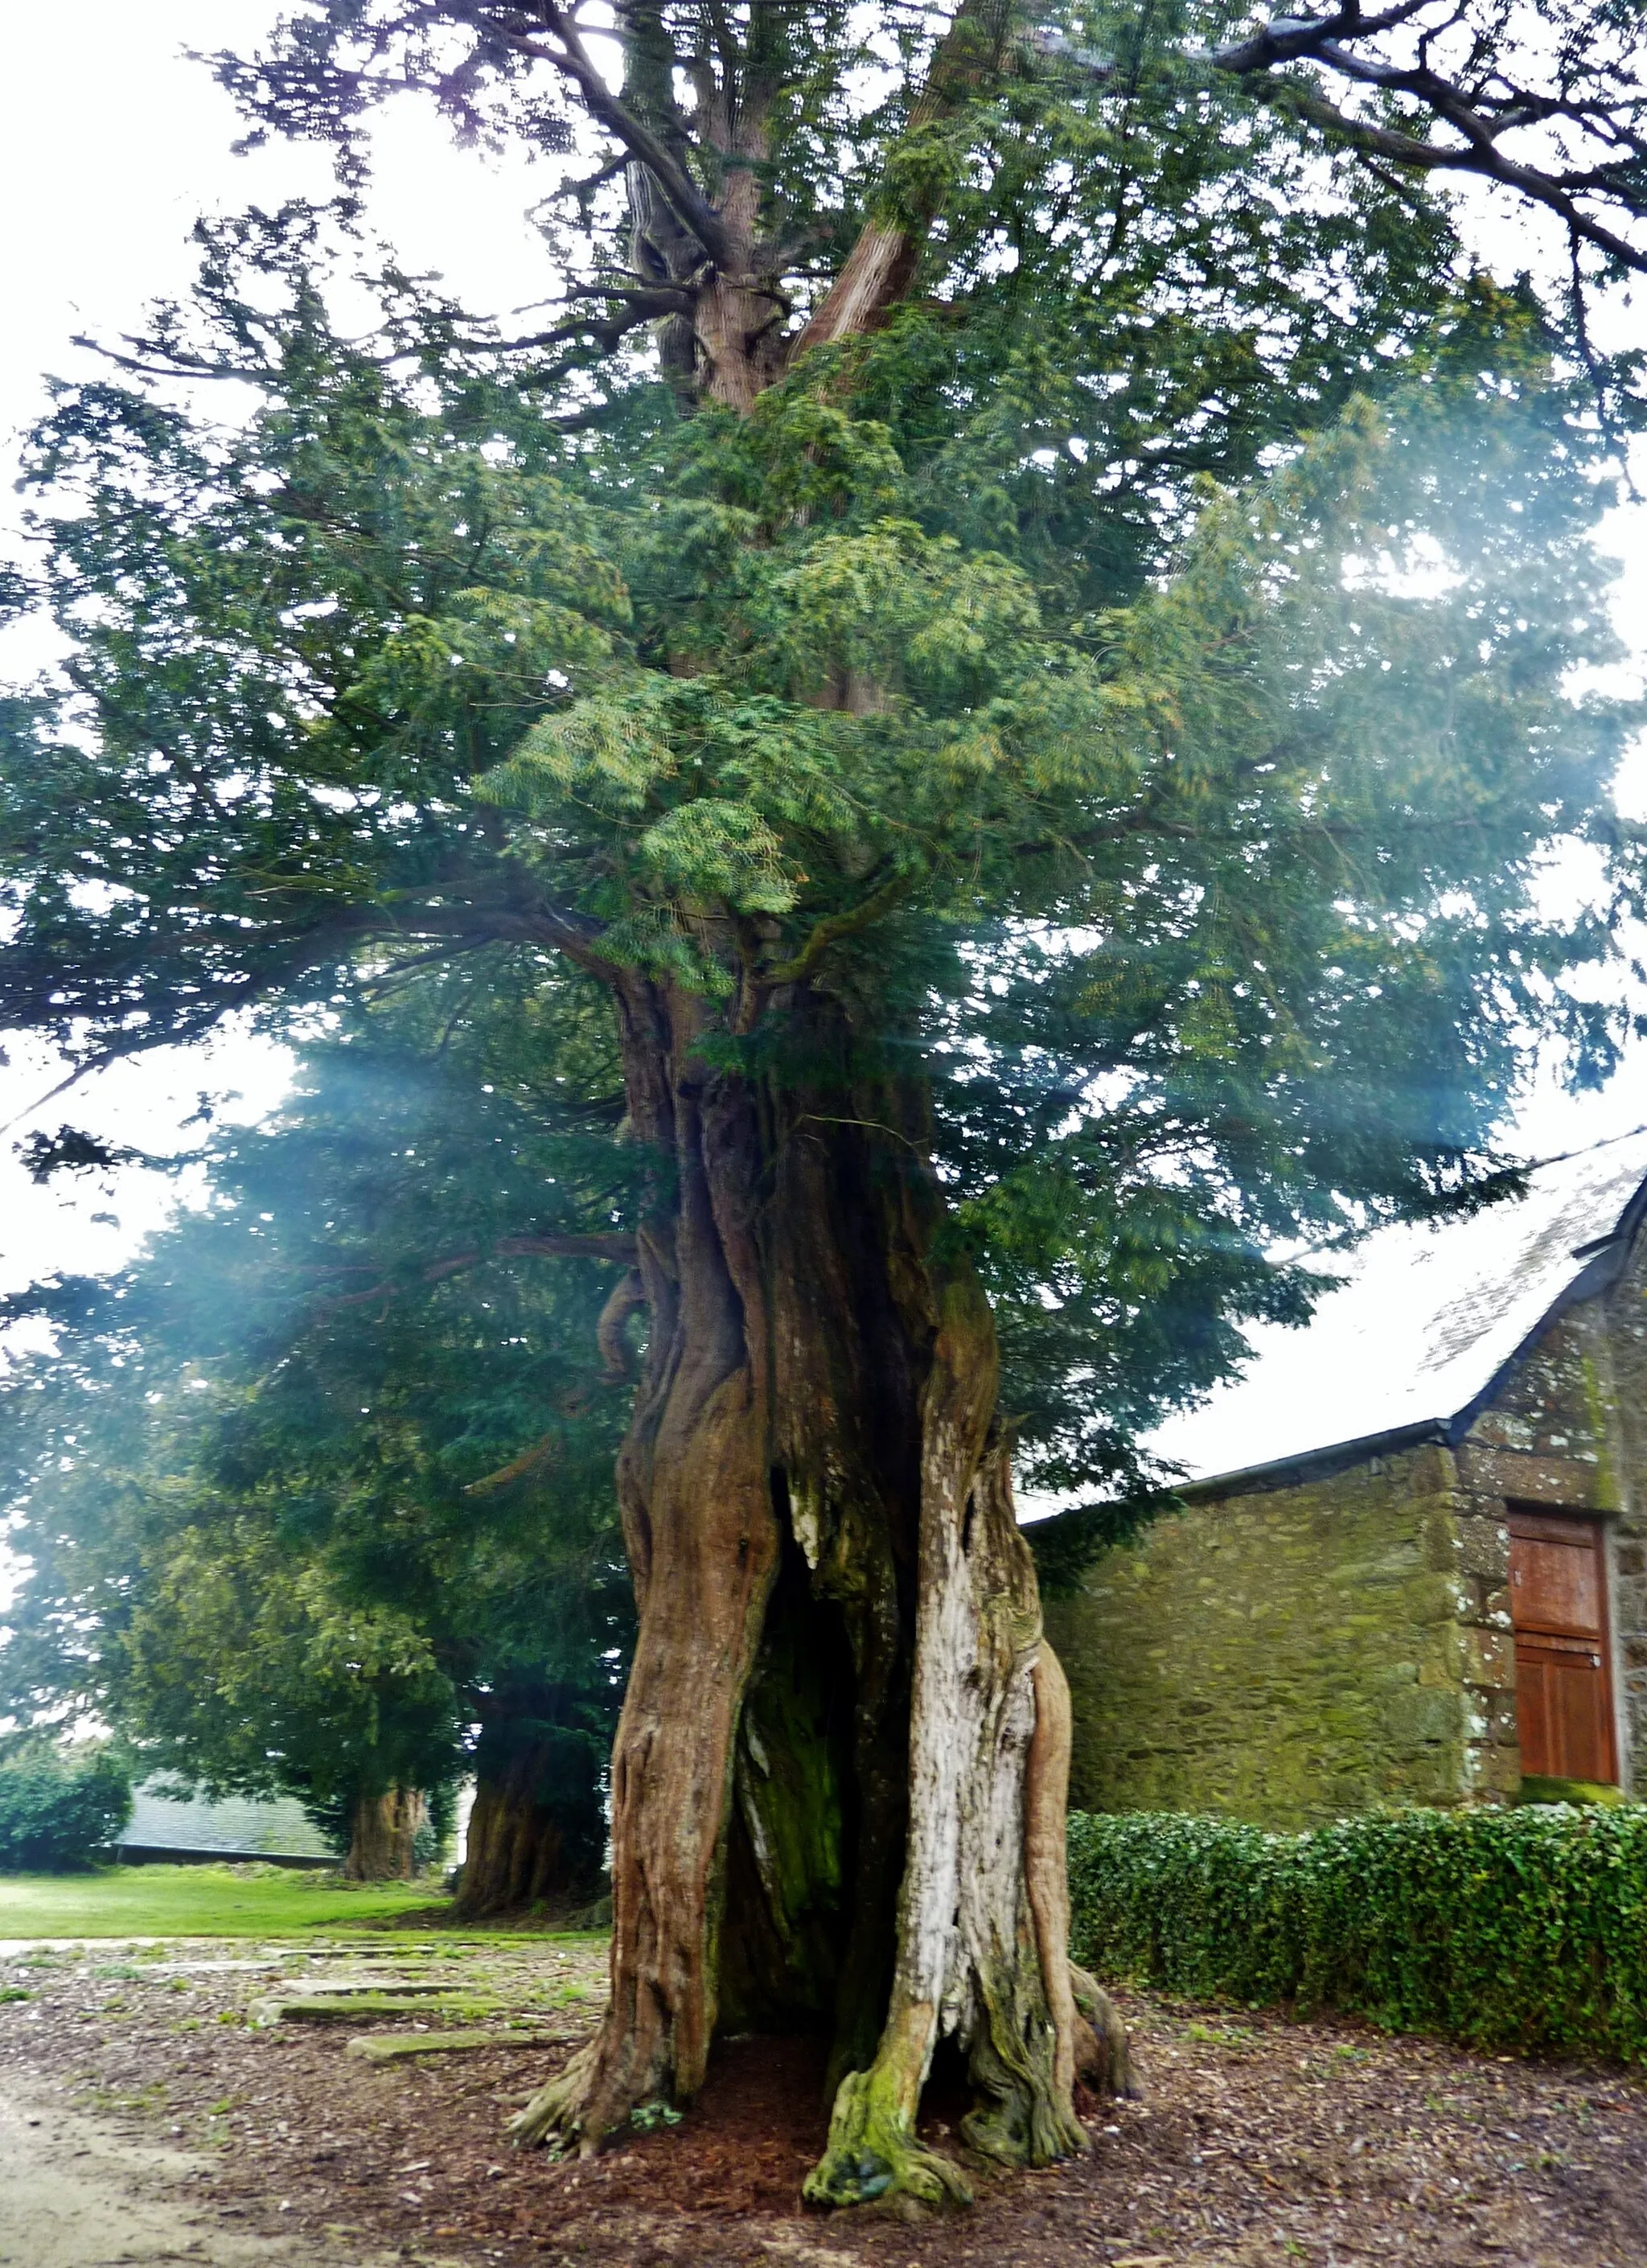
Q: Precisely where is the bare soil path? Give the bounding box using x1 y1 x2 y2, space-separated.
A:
0 2070 414 2268
3 1933 1645 2266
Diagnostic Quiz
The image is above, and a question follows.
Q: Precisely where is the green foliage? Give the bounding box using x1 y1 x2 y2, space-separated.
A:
2 208 1637 1516
1068 1806 1647 2062
0 1739 133 1872
1 1004 634 1829
629 2097 684 2132
215 0 1647 452
2 0 1644 1635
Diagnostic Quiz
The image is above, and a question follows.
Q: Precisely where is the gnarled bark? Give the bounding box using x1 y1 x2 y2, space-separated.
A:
343 1785 426 1881
511 985 1091 2198
455 1688 608 1921
508 0 1113 2191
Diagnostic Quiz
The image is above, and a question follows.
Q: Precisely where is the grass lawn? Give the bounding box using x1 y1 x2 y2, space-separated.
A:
0 1863 449 1939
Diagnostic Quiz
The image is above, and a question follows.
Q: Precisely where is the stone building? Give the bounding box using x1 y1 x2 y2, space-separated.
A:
1041 1141 1647 1830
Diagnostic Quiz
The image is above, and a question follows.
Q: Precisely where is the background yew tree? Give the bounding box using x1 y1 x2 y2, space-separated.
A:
3 0 1646 2202
1 1008 634 1887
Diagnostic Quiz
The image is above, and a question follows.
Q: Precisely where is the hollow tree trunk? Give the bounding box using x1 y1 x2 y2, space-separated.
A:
456 1688 608 1921
343 1785 426 1882
511 986 1086 2200
507 2 1108 2192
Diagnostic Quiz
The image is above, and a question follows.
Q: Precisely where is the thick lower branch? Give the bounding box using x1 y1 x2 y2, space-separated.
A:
789 0 1017 360
319 1231 638 1316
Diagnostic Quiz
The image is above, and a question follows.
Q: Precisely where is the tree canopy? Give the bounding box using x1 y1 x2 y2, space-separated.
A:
3 0 1645 2195
2 200 1637 1506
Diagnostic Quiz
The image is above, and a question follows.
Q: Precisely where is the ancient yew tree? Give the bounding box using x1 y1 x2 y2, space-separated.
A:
4 0 1647 2204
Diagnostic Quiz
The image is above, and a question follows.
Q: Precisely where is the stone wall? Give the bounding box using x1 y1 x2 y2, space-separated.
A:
1049 1222 1647 1827
1604 1234 1647 1789
1045 1443 1513 1831
1449 1234 1647 1798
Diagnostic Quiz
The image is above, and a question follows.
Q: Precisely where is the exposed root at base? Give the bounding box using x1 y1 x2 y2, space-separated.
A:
802 2065 972 2210
508 2040 606 2155
1070 1964 1143 2101
959 2080 1086 2171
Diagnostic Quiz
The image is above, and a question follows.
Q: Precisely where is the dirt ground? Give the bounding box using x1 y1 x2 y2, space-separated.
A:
3 1930 1645 2268
0 2075 416 2268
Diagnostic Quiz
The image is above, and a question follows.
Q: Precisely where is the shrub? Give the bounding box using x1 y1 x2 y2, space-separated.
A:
1068 1805 1647 2063
0 1738 134 1872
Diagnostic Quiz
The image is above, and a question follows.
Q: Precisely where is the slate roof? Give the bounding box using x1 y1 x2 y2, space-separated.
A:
117 1779 335 1861
1144 1129 1647 1494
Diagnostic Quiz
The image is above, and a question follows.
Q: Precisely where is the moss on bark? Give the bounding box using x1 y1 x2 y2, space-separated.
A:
804 1999 973 2208
508 989 1097 2189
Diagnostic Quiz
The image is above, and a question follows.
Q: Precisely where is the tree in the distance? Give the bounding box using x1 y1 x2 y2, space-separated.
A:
2 1016 635 1888
2 0 1645 2197
458 1678 612 1918
2 1344 466 1879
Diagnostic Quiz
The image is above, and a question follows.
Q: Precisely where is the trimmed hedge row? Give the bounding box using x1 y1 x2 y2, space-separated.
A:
1067 1806 1647 2062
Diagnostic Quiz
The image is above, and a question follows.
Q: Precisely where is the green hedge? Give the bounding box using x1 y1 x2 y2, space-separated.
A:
1068 1806 1647 2062
0 1739 133 1872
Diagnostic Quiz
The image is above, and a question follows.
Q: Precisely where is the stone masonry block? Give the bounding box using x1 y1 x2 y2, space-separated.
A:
1385 1688 1464 1745
1468 1412 1537 1452
1472 1749 1522 1800
1454 1513 1510 1580
1476 1583 1513 1627
1461 1627 1515 1688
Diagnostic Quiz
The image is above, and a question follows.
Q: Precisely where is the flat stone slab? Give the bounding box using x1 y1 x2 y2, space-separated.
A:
248 1991 501 2027
285 1976 451 1996
343 2028 548 2063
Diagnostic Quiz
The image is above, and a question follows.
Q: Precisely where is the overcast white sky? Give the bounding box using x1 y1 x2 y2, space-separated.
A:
2 2 1647 1486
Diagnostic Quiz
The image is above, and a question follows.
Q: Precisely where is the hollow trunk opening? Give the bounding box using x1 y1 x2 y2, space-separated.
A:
343 1785 426 1882
456 1687 608 1921
510 985 1094 2196
716 1518 863 2036
501 4 1128 2186
714 1502 914 2099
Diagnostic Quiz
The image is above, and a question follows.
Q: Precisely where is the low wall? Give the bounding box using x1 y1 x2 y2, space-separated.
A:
1043 1443 1515 1830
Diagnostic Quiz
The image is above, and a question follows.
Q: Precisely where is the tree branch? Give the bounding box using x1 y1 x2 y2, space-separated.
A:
318 1228 639 1315
463 1428 564 1496
494 1231 640 1263
762 871 917 988
357 894 620 981
487 3 736 266
1250 80 1647 273
789 0 1017 358
1032 5 1647 278
1207 8 1647 276
595 1264 647 1381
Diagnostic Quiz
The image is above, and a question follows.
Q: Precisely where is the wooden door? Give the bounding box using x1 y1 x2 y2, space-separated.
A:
1508 1508 1617 1785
